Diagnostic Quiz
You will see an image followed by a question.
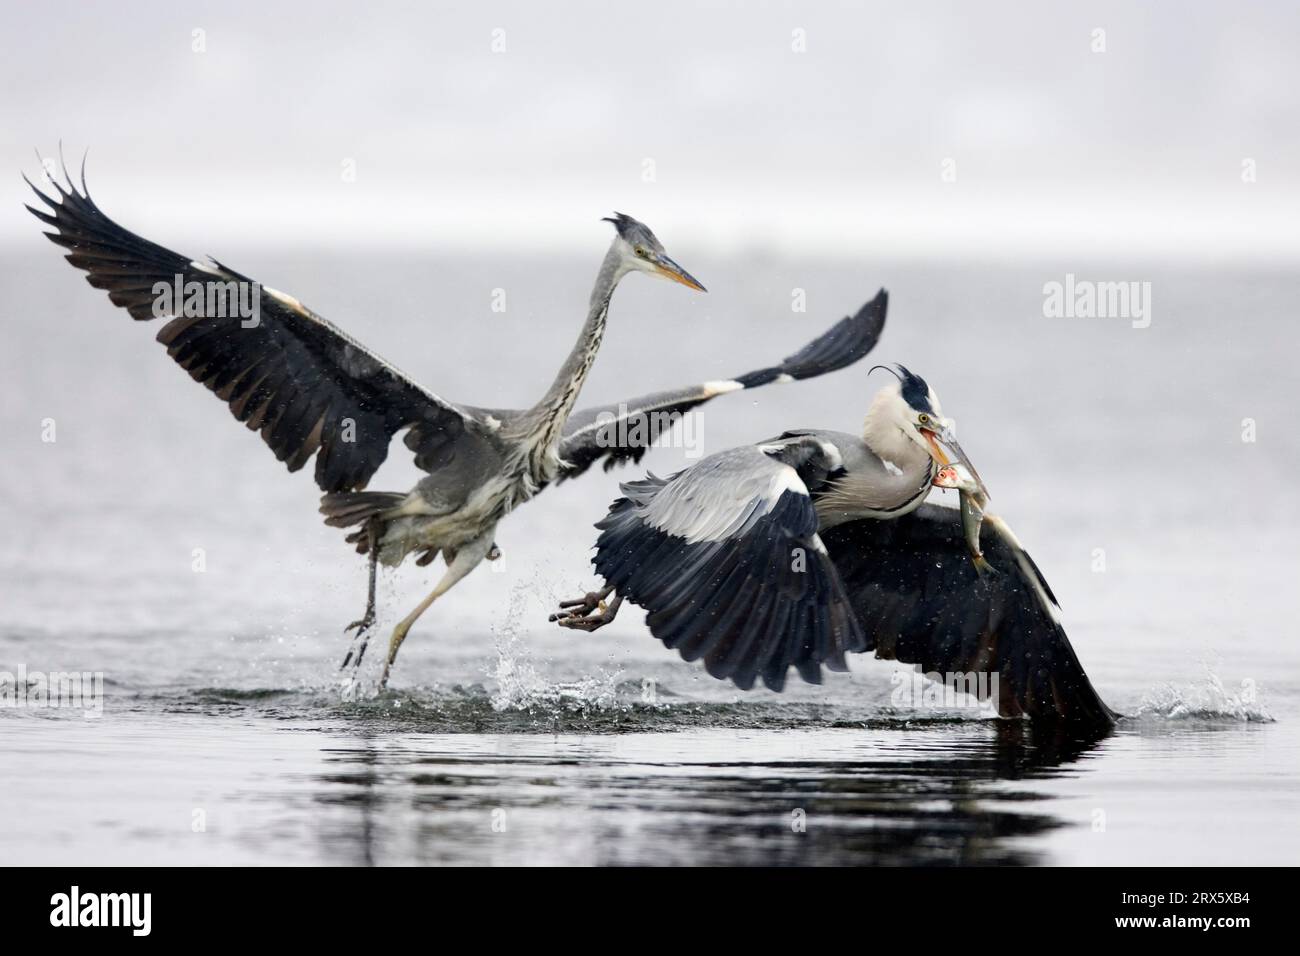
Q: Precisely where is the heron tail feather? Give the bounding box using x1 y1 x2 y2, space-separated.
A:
319 491 406 529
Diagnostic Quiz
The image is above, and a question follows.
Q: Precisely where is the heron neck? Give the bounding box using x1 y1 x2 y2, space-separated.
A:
516 244 625 463
861 411 933 478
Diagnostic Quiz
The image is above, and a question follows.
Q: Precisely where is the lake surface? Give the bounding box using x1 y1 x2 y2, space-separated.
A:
1 248 1296 865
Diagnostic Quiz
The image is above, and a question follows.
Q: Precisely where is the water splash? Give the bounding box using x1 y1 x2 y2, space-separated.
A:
487 580 623 714
1135 663 1274 723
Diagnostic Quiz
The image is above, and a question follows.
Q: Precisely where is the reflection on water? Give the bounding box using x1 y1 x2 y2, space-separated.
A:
305 719 1102 866
1 674 1292 866
1 685 1126 867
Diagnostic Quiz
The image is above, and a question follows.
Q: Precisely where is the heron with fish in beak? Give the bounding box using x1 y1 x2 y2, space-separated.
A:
555 363 1116 734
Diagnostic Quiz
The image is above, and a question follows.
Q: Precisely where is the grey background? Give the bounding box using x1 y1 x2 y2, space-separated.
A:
1 0 1296 257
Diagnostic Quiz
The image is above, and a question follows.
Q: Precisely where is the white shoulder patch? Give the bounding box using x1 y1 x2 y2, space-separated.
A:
264 285 305 313
702 379 743 397
881 459 903 477
769 464 809 498
817 440 843 471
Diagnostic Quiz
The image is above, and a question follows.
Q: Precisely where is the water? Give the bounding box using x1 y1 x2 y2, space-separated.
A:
1 248 1297 865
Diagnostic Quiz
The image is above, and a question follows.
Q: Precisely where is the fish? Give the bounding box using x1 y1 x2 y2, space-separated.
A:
933 462 996 576
933 463 1063 617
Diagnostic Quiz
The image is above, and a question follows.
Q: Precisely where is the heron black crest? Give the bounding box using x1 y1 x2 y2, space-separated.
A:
870 363 934 414
601 211 653 243
895 365 935 413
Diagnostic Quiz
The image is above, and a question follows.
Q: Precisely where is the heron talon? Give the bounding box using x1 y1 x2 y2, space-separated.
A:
345 614 375 634
556 615 609 632
339 615 376 672
551 591 623 632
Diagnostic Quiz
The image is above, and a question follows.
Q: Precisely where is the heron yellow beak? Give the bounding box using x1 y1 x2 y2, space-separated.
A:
931 428 991 500
652 254 707 292
921 428 951 466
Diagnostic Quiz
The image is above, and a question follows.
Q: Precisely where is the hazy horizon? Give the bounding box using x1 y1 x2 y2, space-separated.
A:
2 0 1298 260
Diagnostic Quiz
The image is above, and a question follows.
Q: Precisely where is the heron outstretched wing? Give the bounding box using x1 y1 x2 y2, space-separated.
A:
820 503 1116 734
557 289 887 479
25 165 486 492
592 439 866 691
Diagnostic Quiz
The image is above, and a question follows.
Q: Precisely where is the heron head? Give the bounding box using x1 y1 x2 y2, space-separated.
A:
866 364 990 497
866 364 950 460
602 212 706 292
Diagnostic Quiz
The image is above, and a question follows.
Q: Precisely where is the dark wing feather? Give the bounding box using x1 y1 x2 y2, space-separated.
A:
820 503 1116 735
25 165 479 492
557 289 887 480
592 443 866 691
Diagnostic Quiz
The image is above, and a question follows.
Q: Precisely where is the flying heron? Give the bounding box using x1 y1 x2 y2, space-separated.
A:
24 158 889 686
554 364 1116 735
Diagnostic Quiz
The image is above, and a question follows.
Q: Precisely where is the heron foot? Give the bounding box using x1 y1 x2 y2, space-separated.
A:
343 537 380 672
378 620 413 690
550 590 623 632
339 615 376 671
345 611 376 634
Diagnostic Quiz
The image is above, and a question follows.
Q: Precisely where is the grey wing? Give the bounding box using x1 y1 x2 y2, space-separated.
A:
820 503 1117 736
557 289 887 480
591 438 866 691
26 163 487 492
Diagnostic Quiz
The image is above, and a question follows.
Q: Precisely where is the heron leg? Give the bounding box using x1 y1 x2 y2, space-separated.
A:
340 520 381 672
378 533 494 688
550 586 624 632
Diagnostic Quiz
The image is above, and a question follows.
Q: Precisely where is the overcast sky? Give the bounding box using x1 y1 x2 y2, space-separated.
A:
2 0 1296 258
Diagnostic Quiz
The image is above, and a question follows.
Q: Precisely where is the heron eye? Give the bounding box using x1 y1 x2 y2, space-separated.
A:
635 248 648 258
918 413 931 425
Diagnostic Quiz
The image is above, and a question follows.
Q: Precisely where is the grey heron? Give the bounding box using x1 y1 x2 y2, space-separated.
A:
554 365 1116 735
25 158 889 686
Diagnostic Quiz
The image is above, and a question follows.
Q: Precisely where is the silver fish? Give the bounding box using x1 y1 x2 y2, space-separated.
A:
933 463 995 576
